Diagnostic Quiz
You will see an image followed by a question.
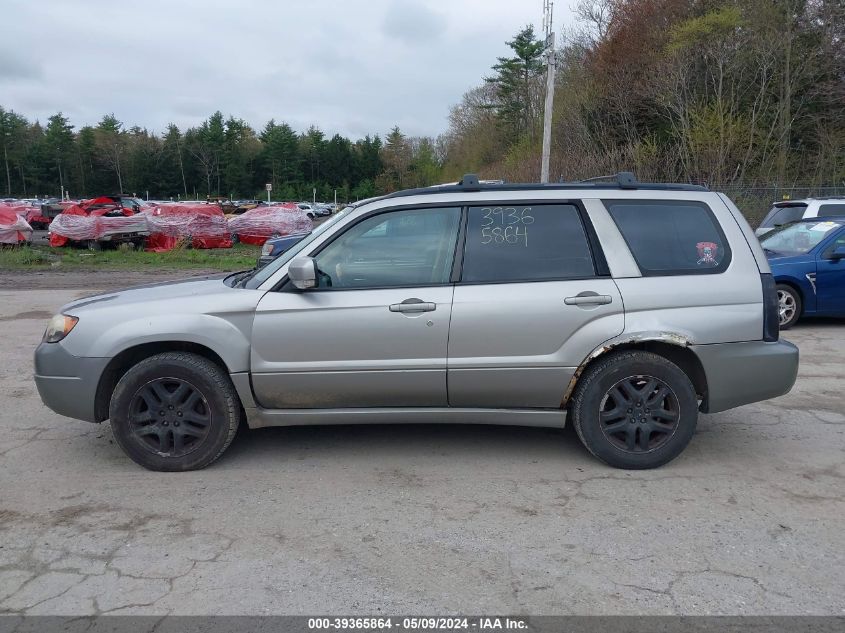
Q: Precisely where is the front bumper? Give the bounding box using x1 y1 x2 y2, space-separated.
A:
693 340 799 413
34 342 110 422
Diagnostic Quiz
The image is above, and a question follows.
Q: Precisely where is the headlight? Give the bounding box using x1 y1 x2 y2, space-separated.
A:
261 242 274 256
44 314 79 343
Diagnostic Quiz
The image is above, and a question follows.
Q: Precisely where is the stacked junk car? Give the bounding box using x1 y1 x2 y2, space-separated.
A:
7 195 315 252
0 202 34 245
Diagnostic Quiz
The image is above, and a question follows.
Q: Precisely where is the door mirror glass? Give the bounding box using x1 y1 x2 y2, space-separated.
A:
288 256 317 289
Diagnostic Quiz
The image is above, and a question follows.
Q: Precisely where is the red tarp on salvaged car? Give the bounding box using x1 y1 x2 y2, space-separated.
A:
23 205 50 229
228 203 313 246
144 203 232 251
0 205 33 244
48 202 145 247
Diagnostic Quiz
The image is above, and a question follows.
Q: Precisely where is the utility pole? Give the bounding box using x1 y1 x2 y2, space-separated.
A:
3 136 10 196
57 154 64 200
540 0 556 183
176 138 188 198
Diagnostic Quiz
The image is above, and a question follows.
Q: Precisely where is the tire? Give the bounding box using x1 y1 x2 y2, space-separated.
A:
230 233 240 245
776 284 801 330
109 352 241 471
570 351 698 469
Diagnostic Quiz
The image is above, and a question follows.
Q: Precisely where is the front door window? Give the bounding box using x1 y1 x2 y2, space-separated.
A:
313 207 461 289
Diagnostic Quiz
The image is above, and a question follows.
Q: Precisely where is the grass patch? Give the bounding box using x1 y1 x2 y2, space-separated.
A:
0 243 261 271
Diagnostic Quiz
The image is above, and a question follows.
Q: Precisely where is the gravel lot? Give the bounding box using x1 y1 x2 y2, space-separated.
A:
1 275 843 615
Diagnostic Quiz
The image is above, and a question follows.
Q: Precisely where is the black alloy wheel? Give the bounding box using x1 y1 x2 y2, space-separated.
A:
128 377 211 457
598 375 680 453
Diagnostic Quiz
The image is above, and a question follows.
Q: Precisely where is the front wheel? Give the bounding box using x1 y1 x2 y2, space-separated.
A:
109 352 241 471
570 351 698 469
776 284 801 329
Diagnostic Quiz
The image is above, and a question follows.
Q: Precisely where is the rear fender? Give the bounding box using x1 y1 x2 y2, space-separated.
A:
562 331 694 406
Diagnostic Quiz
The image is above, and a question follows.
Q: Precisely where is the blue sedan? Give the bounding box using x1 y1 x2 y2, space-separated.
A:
760 217 845 328
257 232 309 268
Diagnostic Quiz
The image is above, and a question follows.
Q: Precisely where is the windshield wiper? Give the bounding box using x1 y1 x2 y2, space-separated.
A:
227 269 255 287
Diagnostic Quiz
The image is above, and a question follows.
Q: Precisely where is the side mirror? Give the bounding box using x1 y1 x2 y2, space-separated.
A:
829 245 845 260
288 256 317 290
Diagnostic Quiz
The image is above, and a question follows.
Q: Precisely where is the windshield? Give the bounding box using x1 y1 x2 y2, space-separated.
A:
243 207 352 288
760 220 842 255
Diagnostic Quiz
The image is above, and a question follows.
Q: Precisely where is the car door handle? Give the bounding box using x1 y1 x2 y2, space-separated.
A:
389 298 437 313
564 294 612 306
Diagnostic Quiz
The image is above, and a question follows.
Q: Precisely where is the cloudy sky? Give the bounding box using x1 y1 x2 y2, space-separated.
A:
2 0 575 140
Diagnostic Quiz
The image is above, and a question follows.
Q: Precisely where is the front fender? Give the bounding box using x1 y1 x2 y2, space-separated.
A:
773 272 816 313
63 312 254 373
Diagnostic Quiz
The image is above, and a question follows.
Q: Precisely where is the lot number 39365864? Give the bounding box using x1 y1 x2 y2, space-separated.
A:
479 207 534 247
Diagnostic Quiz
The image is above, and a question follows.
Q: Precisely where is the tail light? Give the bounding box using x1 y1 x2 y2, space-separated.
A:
761 273 779 342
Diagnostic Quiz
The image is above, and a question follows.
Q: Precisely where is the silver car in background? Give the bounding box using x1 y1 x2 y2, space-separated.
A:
34 173 798 471
755 198 845 237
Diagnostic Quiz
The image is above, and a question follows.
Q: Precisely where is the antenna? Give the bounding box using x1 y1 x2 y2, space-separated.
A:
540 0 556 184
543 0 554 41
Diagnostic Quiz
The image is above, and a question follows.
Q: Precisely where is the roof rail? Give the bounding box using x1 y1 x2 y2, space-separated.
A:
573 172 657 189
374 172 708 202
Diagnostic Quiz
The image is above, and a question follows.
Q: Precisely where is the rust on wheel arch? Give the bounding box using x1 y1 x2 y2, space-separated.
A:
561 332 692 408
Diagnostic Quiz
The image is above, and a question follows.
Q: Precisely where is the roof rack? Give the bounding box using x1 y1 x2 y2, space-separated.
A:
380 172 708 201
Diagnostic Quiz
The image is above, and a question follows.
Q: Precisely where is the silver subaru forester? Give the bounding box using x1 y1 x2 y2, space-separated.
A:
34 174 799 471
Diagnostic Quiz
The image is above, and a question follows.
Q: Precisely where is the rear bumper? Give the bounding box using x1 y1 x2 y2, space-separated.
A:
693 340 799 413
34 342 109 422
257 255 276 268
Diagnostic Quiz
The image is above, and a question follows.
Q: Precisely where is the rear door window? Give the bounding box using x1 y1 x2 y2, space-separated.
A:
460 204 596 283
603 199 731 275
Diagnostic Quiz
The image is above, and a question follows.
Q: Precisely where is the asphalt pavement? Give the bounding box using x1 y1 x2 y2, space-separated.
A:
0 285 843 615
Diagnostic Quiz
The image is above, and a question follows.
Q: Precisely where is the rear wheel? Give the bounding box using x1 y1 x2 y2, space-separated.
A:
776 284 801 329
571 351 698 469
109 352 241 471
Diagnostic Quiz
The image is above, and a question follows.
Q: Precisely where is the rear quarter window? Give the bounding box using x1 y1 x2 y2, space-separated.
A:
603 199 731 276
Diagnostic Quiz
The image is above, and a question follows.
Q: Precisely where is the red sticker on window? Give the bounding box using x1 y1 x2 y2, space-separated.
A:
696 241 719 265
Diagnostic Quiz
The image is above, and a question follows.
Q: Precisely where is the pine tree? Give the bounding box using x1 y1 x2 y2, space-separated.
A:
487 25 546 144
